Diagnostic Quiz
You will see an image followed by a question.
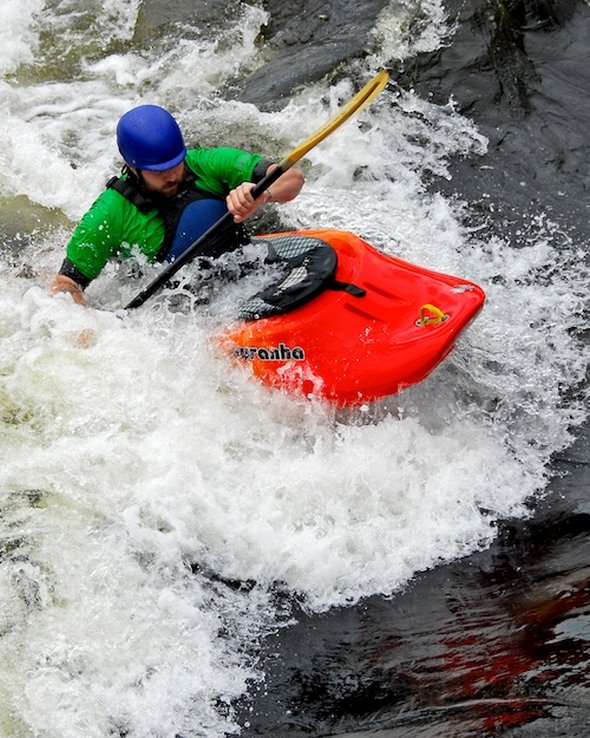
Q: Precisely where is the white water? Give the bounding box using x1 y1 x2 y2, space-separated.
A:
1 1 588 736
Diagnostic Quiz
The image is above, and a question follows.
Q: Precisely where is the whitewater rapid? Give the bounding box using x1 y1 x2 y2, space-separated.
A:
0 1 588 736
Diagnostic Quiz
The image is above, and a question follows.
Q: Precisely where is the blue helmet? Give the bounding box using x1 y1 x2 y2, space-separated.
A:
116 104 187 171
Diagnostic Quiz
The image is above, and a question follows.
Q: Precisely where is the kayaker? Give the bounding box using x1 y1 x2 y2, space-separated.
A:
49 104 304 306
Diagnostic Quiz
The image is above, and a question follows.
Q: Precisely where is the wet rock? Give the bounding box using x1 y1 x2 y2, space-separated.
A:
393 0 590 239
232 0 391 107
133 0 241 42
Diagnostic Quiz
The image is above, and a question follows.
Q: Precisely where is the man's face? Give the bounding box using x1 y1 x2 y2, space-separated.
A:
138 162 185 197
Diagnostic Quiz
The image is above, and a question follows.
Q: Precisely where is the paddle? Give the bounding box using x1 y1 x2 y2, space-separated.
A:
125 69 390 310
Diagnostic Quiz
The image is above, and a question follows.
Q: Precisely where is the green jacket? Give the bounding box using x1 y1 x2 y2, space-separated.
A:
64 147 266 282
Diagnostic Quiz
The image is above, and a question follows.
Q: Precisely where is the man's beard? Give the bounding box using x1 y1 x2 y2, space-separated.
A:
159 180 181 197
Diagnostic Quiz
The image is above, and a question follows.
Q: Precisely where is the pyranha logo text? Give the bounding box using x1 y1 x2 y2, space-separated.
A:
233 343 306 362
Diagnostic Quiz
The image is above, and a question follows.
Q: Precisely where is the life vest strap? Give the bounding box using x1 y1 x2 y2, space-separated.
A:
106 175 156 214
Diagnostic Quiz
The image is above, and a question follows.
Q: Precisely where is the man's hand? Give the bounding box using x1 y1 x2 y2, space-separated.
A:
49 275 86 306
226 182 268 223
226 165 304 223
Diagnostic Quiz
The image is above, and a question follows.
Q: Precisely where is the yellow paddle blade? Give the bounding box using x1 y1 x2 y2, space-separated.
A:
279 69 390 169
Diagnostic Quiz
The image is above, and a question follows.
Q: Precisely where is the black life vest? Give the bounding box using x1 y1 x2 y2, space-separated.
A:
106 167 249 262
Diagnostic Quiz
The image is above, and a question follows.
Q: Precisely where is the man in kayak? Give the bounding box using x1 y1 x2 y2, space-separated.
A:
50 104 304 306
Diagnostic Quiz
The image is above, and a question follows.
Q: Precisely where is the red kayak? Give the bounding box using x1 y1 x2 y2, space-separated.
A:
217 229 485 406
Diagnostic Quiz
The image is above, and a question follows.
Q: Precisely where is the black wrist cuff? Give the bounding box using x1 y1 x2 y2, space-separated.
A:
58 258 91 290
252 159 274 183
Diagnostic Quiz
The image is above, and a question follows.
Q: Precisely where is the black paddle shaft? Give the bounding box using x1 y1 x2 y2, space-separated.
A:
124 165 285 310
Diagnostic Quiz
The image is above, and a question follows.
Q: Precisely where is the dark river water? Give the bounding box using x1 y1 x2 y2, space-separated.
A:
238 423 590 738
0 1 588 737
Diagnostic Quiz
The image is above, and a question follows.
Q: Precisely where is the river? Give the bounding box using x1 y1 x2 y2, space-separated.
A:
0 1 588 737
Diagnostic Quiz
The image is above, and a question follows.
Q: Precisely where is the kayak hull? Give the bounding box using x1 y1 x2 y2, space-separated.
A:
218 229 485 406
